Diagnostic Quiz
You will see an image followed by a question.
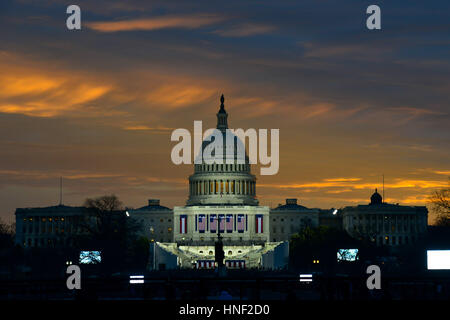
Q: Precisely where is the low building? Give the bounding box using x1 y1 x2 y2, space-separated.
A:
269 199 320 242
341 189 428 246
15 205 87 248
128 199 173 243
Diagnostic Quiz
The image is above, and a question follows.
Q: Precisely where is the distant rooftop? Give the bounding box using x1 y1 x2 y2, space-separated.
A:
133 199 172 211
272 199 316 211
15 204 87 214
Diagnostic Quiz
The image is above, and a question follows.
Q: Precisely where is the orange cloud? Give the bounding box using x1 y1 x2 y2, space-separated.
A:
400 195 430 205
0 53 112 117
323 178 361 182
147 84 217 109
433 170 450 175
86 14 226 32
259 178 448 190
122 125 176 133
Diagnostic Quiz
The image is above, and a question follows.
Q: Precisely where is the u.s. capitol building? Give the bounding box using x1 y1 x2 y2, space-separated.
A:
15 95 428 270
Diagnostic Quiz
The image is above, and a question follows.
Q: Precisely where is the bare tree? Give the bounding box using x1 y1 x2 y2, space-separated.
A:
430 178 450 226
73 195 141 274
0 218 15 248
84 194 123 212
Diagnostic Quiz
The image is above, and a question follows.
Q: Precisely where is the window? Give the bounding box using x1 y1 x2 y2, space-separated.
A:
168 227 172 233
228 251 232 255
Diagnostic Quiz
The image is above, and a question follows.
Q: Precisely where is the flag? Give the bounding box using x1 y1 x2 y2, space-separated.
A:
198 215 206 233
210 215 217 233
226 215 233 233
255 215 263 233
197 260 214 269
237 215 245 233
219 214 225 233
180 215 187 234
225 260 245 269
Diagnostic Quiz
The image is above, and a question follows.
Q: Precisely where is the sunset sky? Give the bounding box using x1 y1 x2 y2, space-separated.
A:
0 0 449 223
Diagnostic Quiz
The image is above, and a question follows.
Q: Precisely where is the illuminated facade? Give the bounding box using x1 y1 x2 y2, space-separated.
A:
163 95 281 269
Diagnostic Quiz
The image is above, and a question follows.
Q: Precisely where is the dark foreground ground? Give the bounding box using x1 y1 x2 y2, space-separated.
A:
1 269 449 301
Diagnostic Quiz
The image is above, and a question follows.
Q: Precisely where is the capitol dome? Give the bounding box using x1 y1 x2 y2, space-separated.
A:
370 188 383 205
187 95 258 206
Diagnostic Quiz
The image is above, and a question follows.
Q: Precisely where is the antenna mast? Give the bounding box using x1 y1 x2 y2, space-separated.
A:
59 176 63 205
382 174 385 203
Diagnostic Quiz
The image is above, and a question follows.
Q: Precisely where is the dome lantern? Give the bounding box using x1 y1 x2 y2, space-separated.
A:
370 188 383 205
216 94 228 131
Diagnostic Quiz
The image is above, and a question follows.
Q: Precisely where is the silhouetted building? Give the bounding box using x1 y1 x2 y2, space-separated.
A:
15 205 87 247
341 189 428 246
270 199 319 242
128 199 173 242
